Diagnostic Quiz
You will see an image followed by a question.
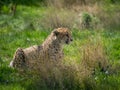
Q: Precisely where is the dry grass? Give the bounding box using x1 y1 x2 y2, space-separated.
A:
98 11 120 30
19 34 111 89
40 1 120 30
39 3 103 30
46 0 78 9
80 36 109 73
40 8 77 29
45 0 100 8
27 60 93 89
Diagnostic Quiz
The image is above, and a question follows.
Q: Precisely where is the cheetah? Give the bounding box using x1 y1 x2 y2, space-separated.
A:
10 28 73 70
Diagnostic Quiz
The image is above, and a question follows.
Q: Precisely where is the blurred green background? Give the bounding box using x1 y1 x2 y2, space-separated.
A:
0 0 120 90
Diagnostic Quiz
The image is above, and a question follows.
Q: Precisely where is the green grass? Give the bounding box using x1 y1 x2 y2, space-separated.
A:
0 28 120 90
0 4 120 90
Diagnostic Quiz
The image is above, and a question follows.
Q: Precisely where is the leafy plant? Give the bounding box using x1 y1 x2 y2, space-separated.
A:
80 12 100 29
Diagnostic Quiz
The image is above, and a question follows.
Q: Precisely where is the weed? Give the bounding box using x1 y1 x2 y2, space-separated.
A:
0 1 120 90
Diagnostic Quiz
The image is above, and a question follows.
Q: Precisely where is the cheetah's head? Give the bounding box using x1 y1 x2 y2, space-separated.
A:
53 28 73 44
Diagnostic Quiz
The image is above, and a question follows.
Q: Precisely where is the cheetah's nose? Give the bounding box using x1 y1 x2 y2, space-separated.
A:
70 38 73 41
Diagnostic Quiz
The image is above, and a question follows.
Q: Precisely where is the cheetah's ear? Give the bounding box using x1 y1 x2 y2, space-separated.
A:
53 29 59 36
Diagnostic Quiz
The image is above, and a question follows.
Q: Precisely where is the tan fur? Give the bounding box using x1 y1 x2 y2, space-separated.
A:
10 28 73 70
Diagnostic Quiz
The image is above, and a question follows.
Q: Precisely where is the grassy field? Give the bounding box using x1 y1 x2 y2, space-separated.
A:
0 1 120 90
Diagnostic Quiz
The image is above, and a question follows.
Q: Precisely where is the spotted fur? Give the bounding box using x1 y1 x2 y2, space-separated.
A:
10 28 73 70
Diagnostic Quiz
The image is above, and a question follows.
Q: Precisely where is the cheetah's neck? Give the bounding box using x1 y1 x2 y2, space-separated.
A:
42 33 63 51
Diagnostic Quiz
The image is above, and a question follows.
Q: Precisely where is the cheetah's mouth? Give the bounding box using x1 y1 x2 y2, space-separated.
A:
65 38 73 44
65 40 70 44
